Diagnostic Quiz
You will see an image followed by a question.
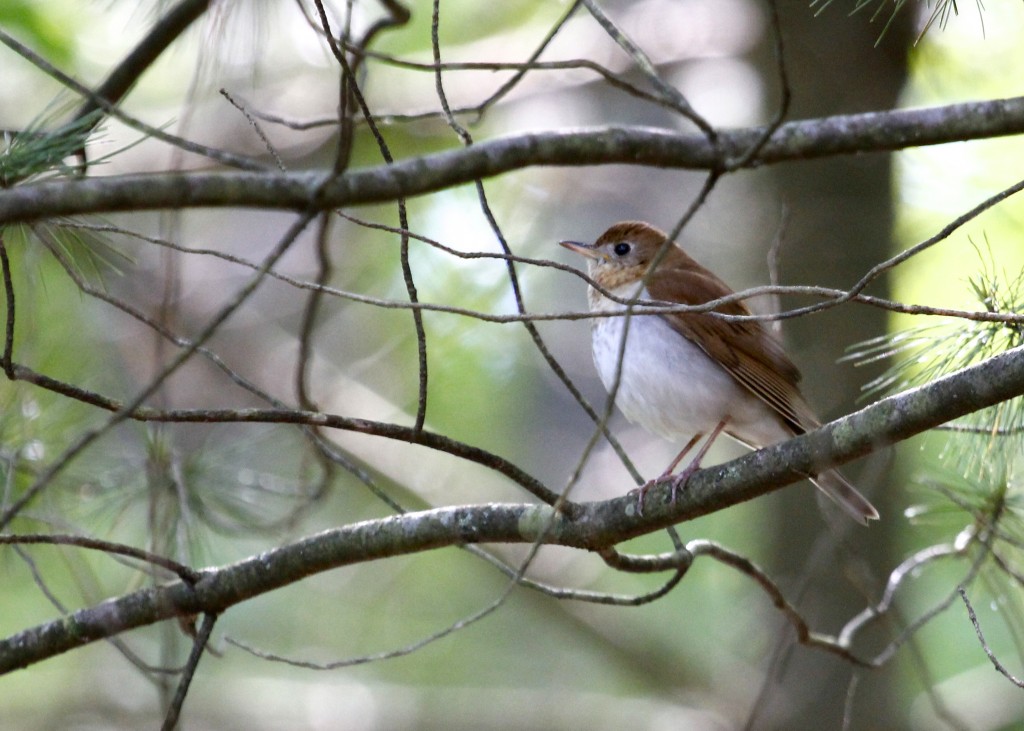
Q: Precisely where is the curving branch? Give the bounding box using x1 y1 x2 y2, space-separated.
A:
2 97 1024 224
3 343 1024 673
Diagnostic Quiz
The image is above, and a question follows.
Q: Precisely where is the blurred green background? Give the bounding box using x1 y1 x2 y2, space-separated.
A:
1 1 1023 729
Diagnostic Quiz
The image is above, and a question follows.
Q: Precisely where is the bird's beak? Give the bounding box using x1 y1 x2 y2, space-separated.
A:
558 240 604 260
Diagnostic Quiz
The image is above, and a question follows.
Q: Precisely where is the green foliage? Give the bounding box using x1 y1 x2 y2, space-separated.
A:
0 110 98 187
810 0 990 44
375 0 549 56
0 0 75 66
850 244 1024 518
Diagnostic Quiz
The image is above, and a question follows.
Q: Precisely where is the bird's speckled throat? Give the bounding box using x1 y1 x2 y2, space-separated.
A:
586 261 651 313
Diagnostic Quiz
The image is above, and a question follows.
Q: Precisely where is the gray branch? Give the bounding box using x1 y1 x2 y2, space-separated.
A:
3 344 1023 674
3 96 1024 224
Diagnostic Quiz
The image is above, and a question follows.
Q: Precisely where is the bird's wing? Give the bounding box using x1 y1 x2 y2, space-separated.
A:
646 263 818 434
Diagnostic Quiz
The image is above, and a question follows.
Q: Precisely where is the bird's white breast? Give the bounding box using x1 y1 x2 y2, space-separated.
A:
590 290 788 447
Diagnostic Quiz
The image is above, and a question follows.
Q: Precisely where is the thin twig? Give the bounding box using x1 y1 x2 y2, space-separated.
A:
692 540 873 665
52 220 1024 328
0 233 14 378
0 29 265 172
580 0 714 138
312 0 427 434
777 174 1024 323
429 0 642 485
0 208 319 530
219 89 286 171
470 0 585 121
959 586 1024 688
161 613 218 731
0 534 201 583
725 0 790 170
6 363 565 507
12 541 187 681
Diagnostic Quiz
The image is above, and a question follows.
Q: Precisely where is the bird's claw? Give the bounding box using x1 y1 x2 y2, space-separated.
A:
668 463 699 504
632 478 659 517
631 464 699 517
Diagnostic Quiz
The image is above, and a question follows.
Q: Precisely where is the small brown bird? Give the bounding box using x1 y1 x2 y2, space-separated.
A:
560 221 878 524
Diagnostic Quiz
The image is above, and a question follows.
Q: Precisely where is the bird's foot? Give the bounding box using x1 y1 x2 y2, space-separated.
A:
632 478 661 517
668 462 700 504
632 464 698 516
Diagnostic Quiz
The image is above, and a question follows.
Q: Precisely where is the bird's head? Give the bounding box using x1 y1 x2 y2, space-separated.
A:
559 221 673 290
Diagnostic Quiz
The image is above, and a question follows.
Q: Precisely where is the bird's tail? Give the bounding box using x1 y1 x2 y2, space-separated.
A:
810 470 879 525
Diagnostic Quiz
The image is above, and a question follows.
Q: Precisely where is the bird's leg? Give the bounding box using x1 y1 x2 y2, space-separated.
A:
635 432 703 515
668 419 728 504
664 433 705 476
633 420 731 514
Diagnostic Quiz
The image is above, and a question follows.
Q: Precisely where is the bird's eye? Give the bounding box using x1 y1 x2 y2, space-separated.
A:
612 242 631 257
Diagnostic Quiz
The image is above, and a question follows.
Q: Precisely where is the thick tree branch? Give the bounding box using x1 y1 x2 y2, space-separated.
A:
2 97 1024 224
3 344 1023 674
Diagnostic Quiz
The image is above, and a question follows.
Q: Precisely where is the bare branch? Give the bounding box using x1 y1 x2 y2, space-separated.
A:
4 343 1024 671
4 97 1024 223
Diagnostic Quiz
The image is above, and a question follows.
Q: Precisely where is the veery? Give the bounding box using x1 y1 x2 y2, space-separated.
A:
560 221 878 524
